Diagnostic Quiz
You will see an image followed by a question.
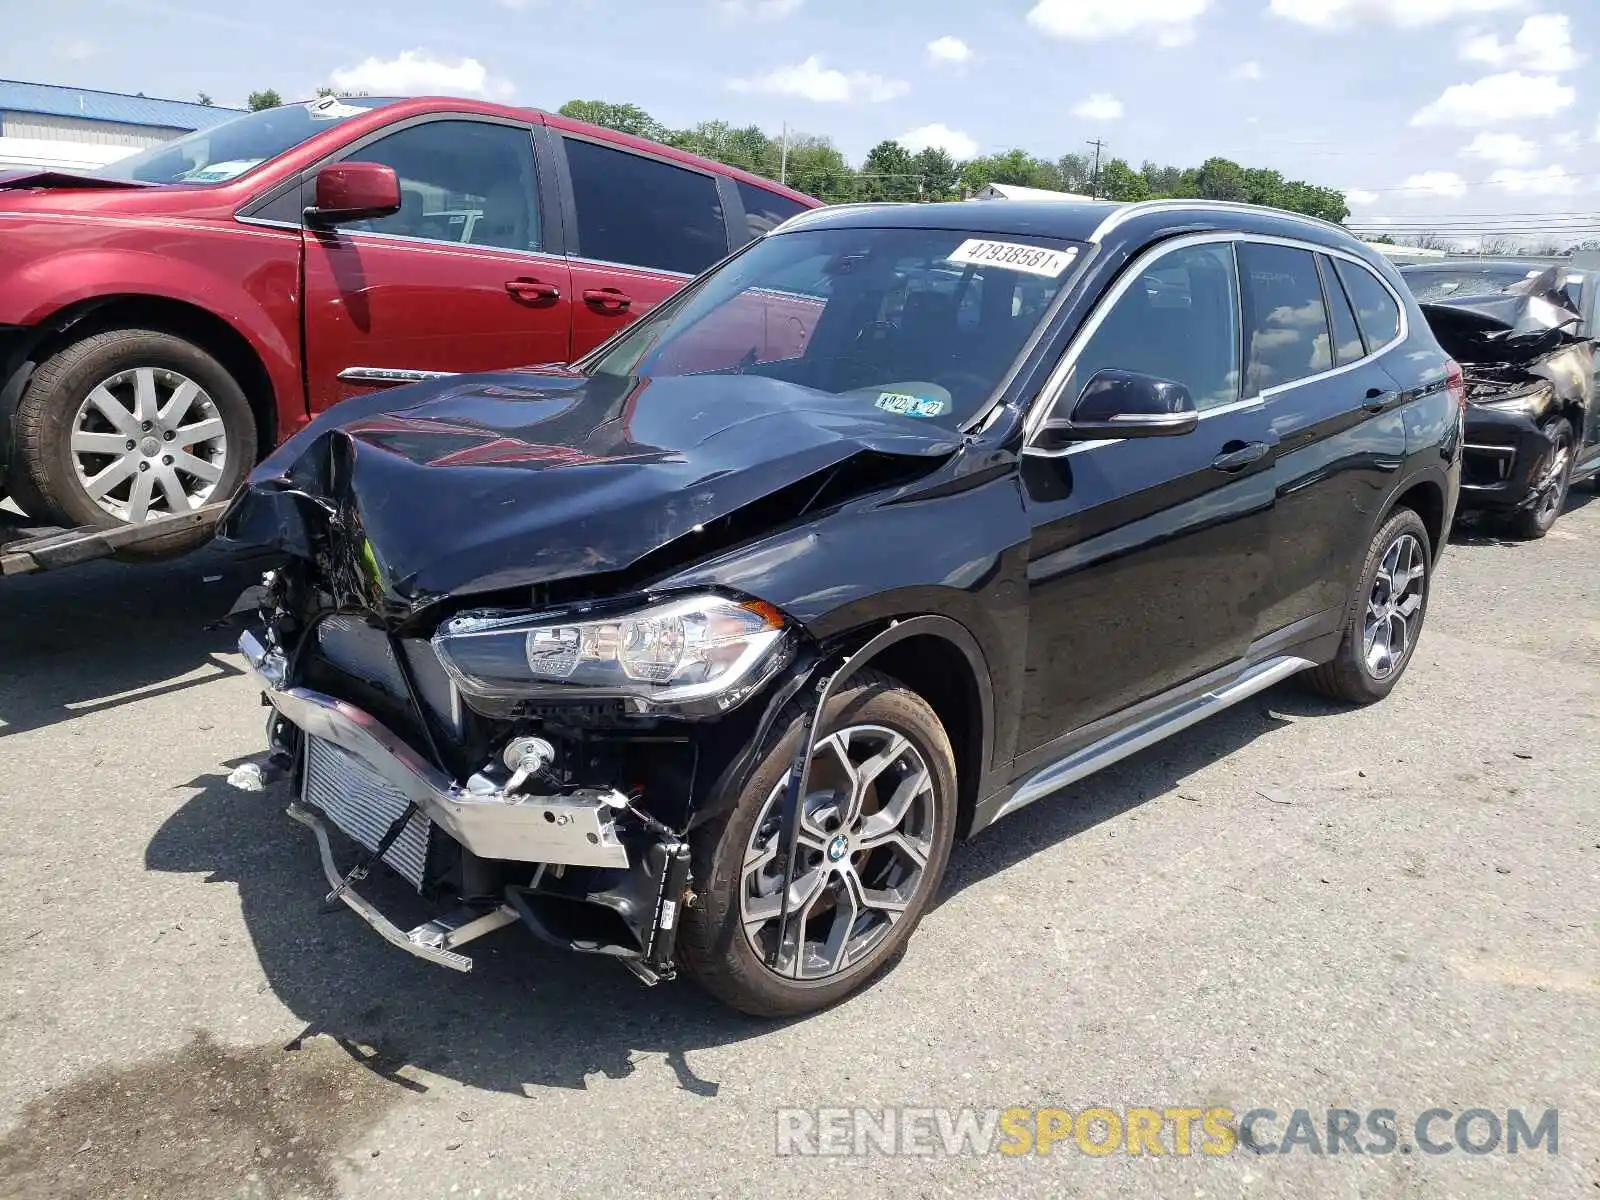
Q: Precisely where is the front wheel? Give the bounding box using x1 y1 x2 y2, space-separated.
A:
10 329 257 547
679 672 957 1017
1306 507 1432 705
1504 417 1574 540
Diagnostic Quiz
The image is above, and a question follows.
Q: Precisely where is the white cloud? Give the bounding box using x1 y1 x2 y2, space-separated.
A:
927 36 973 68
729 56 908 103
714 0 803 17
1026 0 1210 47
1411 72 1574 126
1071 93 1124 120
1399 170 1468 197
56 39 100 60
1460 15 1582 71
1230 60 1263 80
330 50 512 99
1551 129 1581 151
1345 188 1379 206
1489 164 1577 194
899 123 980 159
1459 130 1540 164
1270 0 1517 30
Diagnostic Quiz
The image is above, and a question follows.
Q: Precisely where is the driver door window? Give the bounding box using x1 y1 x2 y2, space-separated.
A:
1064 242 1242 412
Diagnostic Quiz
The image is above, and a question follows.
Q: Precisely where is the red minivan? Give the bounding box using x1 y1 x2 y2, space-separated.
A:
0 95 818 541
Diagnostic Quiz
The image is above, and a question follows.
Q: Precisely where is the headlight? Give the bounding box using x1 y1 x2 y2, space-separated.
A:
432 593 791 711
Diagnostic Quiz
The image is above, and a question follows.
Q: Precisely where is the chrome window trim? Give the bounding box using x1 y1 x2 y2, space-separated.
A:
567 255 693 281
321 226 562 263
1022 230 1410 458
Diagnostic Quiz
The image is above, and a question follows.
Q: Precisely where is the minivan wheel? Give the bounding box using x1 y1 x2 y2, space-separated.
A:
1504 417 1573 540
1306 508 1431 705
11 329 257 547
679 671 957 1017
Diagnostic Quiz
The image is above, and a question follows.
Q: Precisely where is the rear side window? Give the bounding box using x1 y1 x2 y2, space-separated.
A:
1336 259 1403 351
736 180 809 243
1238 243 1333 396
563 138 728 274
1319 255 1366 367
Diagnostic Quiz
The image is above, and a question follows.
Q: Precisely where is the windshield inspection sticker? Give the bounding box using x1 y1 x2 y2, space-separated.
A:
945 239 1078 278
876 391 948 418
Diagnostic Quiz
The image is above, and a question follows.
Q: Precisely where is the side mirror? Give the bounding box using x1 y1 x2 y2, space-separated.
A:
1033 368 1199 452
305 163 401 225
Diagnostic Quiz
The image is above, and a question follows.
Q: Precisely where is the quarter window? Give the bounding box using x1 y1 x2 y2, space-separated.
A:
564 138 728 274
736 180 809 243
1238 243 1334 395
341 120 540 252
1319 254 1367 367
1336 259 1403 350
1065 242 1242 411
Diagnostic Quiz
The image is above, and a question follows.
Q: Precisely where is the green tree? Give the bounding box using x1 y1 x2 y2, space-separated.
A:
197 91 214 106
315 85 371 99
558 100 667 142
1057 152 1094 193
1139 161 1184 196
781 133 856 201
913 147 961 201
860 139 920 201
1194 156 1249 202
246 89 282 112
1370 234 1396 245
1096 158 1151 201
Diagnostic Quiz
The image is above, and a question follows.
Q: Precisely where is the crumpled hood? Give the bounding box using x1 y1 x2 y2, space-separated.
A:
1419 265 1588 364
220 370 961 612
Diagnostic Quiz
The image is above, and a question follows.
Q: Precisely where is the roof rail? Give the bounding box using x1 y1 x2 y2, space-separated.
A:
1088 199 1351 244
768 201 903 236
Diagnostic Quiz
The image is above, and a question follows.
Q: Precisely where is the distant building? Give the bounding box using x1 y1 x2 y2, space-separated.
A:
0 79 241 172
972 182 1095 202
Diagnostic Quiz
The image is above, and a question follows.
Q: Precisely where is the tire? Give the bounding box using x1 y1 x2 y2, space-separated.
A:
11 329 257 547
1306 507 1432 705
1504 417 1574 540
679 671 957 1017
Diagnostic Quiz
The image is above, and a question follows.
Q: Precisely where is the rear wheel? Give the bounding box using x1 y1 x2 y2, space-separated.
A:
11 329 257 549
680 672 957 1017
1306 508 1431 705
1504 417 1574 540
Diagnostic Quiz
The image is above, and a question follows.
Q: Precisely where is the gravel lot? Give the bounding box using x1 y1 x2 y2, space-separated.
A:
1 494 1597 1199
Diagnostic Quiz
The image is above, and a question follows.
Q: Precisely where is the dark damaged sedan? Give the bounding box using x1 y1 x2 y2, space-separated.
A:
223 199 1463 1016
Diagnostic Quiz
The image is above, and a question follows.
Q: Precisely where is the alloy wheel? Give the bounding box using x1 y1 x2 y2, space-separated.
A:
69 366 229 523
739 724 938 980
1532 426 1573 524
1363 532 1426 680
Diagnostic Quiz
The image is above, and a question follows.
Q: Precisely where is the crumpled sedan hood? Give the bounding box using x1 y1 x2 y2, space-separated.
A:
220 371 960 613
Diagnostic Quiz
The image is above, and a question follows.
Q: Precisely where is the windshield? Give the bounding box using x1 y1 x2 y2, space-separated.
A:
585 225 1083 429
1403 264 1581 307
93 96 398 184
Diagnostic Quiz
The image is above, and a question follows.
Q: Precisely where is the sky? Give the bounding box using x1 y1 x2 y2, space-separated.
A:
8 0 1599 242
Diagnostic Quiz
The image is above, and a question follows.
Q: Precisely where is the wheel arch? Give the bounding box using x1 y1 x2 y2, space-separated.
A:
1385 476 1447 560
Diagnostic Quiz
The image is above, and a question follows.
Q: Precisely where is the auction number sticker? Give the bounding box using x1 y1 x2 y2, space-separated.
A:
945 239 1078 278
876 391 947 418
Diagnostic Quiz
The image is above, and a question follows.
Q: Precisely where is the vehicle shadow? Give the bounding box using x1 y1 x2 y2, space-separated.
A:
0 544 270 737
145 682 1320 1099
1447 485 1596 547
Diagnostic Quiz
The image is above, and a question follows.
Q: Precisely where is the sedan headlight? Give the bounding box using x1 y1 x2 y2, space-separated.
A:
432 593 791 711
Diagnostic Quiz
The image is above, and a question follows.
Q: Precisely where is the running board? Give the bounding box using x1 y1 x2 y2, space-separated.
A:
994 655 1316 822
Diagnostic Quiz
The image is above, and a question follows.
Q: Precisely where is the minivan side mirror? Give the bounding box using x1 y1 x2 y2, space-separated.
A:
1032 368 1199 452
305 163 401 225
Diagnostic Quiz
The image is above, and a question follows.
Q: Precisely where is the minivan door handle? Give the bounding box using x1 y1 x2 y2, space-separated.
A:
505 278 561 304
1211 440 1270 472
583 287 633 313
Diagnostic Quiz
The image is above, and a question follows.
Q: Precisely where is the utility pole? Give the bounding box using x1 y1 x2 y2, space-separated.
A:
1087 138 1106 199
780 122 789 186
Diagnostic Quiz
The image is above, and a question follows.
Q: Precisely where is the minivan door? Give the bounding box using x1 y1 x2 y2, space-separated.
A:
301 118 572 413
1017 239 1279 754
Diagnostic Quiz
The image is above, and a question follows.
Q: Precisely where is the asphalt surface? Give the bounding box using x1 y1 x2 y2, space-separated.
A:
1 494 1597 1199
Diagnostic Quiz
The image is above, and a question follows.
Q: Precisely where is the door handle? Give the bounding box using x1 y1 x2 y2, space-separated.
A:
583 287 633 313
505 278 560 303
1211 440 1270 472
1363 387 1396 413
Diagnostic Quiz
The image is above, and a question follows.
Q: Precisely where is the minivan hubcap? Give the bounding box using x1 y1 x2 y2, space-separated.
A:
70 367 228 523
740 725 936 981
1363 533 1426 680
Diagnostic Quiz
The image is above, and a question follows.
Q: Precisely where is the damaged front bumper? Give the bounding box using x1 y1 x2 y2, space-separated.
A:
1460 404 1558 511
240 629 689 979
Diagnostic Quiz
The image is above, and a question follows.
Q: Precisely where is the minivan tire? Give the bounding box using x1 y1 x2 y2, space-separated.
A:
679 671 957 1018
12 329 257 550
1306 507 1432 705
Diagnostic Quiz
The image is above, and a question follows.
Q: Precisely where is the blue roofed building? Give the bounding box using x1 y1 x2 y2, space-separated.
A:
0 79 242 172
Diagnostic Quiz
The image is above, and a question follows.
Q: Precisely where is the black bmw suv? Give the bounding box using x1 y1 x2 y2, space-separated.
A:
225 199 1463 1016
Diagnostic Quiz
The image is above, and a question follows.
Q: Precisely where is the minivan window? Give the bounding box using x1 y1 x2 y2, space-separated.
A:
1239 243 1333 396
564 138 728 275
343 120 540 252
1319 255 1366 367
1065 241 1241 411
736 180 809 242
584 226 1083 429
1337 260 1403 351
95 96 396 184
